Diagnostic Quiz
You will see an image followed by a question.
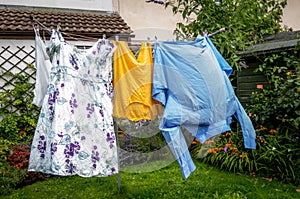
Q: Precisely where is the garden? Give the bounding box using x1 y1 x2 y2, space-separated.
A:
0 0 299 198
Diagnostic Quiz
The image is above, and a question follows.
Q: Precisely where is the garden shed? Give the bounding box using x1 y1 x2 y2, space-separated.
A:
236 30 300 107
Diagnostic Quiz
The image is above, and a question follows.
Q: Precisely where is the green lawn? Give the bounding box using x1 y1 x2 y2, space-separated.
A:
3 161 299 199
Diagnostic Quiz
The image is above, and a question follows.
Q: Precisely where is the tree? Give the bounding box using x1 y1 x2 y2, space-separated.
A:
150 0 288 71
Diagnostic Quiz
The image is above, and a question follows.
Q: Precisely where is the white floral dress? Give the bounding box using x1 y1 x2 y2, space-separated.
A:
28 30 118 177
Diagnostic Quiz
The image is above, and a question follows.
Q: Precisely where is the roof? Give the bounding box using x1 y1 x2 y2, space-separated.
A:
0 5 133 40
238 30 300 58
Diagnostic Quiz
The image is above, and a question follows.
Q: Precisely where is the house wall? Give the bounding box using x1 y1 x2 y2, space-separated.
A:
112 0 183 41
0 0 113 12
282 0 300 30
113 0 300 41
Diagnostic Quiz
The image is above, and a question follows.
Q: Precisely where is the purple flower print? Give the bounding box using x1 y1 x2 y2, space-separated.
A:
86 103 95 118
48 88 60 121
64 141 80 159
99 104 104 118
69 93 78 114
58 132 64 138
104 83 113 97
97 41 104 51
37 135 46 159
51 142 57 155
66 163 75 174
109 42 114 48
64 141 80 174
106 132 115 149
91 145 100 169
69 54 79 70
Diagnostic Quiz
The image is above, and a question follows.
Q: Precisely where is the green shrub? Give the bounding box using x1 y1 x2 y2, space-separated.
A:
0 69 40 143
248 50 300 135
0 160 28 196
0 143 50 196
0 140 27 196
192 126 299 185
169 0 287 71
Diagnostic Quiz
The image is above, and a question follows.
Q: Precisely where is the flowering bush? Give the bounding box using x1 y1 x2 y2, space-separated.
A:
192 49 300 185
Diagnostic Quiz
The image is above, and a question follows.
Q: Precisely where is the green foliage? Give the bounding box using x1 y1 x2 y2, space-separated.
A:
193 128 299 185
254 132 299 184
0 143 50 196
248 50 300 134
0 141 28 196
0 68 40 142
245 49 299 185
0 139 14 161
169 0 288 71
0 160 28 196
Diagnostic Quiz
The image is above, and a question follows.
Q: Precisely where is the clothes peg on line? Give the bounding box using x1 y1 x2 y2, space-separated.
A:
208 27 226 37
57 24 61 32
115 35 119 43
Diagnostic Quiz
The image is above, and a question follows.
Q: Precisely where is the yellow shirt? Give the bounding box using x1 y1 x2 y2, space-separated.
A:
113 41 162 121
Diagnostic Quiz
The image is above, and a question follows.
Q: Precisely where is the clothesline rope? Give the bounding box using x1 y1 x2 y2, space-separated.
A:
29 15 226 42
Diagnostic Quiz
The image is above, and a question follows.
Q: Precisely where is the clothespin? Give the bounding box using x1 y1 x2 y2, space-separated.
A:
115 35 119 44
146 37 151 46
208 27 226 37
57 24 61 32
103 34 108 45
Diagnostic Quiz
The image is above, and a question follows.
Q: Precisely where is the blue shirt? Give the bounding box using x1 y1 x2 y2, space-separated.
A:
152 35 256 179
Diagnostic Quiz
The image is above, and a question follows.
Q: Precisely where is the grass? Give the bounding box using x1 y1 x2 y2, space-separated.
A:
2 160 299 199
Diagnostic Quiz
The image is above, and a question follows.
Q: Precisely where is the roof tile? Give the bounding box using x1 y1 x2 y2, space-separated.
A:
0 7 132 40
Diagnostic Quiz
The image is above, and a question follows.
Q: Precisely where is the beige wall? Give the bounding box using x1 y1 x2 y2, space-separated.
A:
113 0 183 41
114 0 300 41
282 0 300 30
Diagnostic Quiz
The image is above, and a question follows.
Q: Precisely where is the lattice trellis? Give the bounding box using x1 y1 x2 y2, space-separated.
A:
0 44 35 89
0 43 36 113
